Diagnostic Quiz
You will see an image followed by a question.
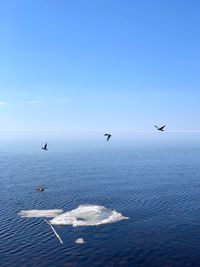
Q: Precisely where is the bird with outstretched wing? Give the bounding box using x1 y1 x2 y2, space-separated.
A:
155 125 166 131
42 142 48 150
104 133 112 141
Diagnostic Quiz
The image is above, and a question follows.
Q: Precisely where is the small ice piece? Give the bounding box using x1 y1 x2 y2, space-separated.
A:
50 204 128 226
75 238 85 244
18 209 63 218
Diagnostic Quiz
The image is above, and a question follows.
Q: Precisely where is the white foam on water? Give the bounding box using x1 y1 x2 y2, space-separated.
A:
18 209 63 218
75 238 85 244
50 204 129 226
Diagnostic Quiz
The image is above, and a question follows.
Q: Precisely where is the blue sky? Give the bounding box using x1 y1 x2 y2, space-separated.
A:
0 0 200 139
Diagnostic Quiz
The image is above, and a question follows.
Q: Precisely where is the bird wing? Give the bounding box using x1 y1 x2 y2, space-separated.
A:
107 135 111 141
104 134 108 136
44 143 47 149
160 125 166 130
155 125 159 129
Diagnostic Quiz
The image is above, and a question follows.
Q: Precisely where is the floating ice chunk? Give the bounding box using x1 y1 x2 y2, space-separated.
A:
75 238 85 244
50 204 128 227
18 209 63 218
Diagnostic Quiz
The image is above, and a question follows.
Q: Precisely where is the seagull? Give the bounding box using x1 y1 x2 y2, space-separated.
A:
42 142 48 151
36 186 44 192
104 133 112 141
155 125 166 132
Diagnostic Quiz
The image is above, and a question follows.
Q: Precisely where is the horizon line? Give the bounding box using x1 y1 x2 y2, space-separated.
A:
1 129 200 133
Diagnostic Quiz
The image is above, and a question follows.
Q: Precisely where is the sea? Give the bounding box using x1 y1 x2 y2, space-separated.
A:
1 138 200 266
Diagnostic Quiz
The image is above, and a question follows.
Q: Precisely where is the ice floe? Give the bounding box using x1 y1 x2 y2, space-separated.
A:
18 205 128 227
50 204 128 226
18 209 63 218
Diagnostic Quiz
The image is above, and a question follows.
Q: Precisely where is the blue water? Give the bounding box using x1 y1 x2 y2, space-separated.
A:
1 143 200 266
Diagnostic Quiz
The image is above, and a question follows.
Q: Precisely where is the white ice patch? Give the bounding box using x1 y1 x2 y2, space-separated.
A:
18 209 63 218
50 204 128 227
75 238 85 244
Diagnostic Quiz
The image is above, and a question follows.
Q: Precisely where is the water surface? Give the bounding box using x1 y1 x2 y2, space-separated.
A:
1 143 200 266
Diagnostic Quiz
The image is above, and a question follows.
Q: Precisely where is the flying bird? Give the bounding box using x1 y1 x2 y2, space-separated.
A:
104 133 112 141
42 142 48 151
155 125 166 132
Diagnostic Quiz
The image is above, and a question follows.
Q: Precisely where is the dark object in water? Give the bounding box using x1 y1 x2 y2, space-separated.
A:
36 187 44 192
41 142 48 151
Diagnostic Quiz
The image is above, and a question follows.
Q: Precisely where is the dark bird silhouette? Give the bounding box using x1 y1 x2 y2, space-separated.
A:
36 186 44 192
155 125 166 132
41 142 48 151
104 133 112 141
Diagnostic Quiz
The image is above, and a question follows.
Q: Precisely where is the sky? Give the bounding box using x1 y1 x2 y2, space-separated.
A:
0 0 200 141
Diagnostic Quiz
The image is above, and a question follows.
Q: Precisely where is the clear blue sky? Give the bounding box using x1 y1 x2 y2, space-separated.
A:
0 0 200 138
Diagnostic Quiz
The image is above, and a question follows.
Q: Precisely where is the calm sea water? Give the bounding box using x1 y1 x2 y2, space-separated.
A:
1 143 200 267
